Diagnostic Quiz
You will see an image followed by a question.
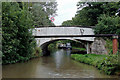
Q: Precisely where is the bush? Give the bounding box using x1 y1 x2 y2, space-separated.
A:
98 55 118 75
32 46 42 57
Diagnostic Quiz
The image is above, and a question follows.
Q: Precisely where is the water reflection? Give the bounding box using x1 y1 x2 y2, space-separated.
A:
66 49 71 56
54 50 64 69
53 49 71 69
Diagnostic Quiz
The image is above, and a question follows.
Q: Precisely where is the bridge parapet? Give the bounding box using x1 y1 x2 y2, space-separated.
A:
33 27 95 42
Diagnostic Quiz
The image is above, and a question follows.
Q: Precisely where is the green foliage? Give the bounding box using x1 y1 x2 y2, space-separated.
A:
76 2 120 26
71 54 119 75
62 20 74 26
48 41 57 51
94 14 120 35
97 55 118 75
105 39 113 55
62 2 120 26
2 2 36 64
72 47 86 51
31 2 57 27
38 2 57 17
0 2 1 28
2 2 58 64
32 46 42 57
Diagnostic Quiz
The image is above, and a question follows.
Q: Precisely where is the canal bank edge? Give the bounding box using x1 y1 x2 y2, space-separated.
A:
71 54 119 75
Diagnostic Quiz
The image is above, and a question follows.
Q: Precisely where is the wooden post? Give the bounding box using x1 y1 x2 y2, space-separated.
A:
113 35 118 54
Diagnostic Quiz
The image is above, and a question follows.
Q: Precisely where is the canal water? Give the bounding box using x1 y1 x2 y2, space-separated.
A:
2 49 118 78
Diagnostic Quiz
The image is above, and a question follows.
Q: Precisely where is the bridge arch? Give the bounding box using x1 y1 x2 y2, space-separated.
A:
37 38 92 56
33 26 95 55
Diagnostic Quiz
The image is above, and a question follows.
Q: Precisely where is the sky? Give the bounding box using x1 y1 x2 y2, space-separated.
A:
53 0 80 26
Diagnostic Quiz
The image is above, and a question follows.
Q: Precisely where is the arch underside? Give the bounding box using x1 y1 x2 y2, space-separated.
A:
36 37 94 47
35 38 93 56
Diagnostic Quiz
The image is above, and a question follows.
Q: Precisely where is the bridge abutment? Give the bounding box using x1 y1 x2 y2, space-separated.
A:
87 42 91 54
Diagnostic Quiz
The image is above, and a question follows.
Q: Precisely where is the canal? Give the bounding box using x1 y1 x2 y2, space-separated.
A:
2 49 118 78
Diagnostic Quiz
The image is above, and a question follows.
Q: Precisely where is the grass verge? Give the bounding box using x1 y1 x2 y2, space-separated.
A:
71 54 119 75
72 47 86 51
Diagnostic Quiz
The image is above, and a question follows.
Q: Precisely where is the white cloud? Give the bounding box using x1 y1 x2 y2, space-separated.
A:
53 0 79 26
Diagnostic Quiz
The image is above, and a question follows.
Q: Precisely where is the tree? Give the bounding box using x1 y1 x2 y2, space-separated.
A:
62 2 120 26
2 2 35 64
94 14 120 35
75 2 120 26
31 2 57 27
62 20 73 26
37 2 57 17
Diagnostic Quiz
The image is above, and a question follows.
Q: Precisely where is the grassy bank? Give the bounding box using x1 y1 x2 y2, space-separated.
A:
71 54 119 75
72 47 86 51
